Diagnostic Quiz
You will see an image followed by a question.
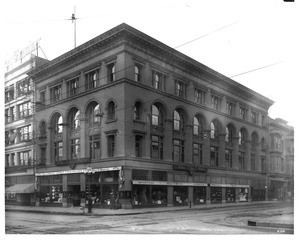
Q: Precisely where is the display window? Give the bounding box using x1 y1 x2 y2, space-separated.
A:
132 185 167 207
173 186 188 205
193 186 206 204
210 187 222 203
40 185 63 204
5 193 16 202
67 185 81 207
86 184 118 207
239 188 248 202
226 187 235 202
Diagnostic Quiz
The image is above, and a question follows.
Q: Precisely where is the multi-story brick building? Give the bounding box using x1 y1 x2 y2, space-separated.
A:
5 47 48 205
9 23 292 209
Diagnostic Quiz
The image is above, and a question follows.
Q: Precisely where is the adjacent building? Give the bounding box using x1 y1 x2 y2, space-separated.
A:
5 47 49 205
5 23 294 209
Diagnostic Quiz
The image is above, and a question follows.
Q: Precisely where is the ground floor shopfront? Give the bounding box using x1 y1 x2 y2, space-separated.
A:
31 165 263 209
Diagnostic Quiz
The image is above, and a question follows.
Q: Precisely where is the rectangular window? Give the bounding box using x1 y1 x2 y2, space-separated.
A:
17 78 32 96
240 107 247 120
175 81 185 98
40 146 47 165
251 111 258 124
5 85 15 102
20 125 32 141
194 88 205 105
108 63 115 82
135 135 143 157
134 65 141 82
50 85 62 102
67 77 79 97
226 101 235 116
238 152 246 170
89 135 101 159
225 149 233 168
173 140 184 162
71 138 80 158
151 135 163 159
107 135 115 157
193 143 203 165
40 90 46 104
211 95 221 110
54 141 63 161
261 157 266 172
251 154 256 171
19 150 31 166
152 71 165 90
5 109 10 123
210 147 218 167
261 115 266 126
12 152 17 166
18 102 32 119
85 69 99 90
10 107 15 122
5 154 10 167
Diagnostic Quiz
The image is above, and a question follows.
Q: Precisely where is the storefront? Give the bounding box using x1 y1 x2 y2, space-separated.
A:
5 183 35 205
210 187 222 203
238 188 248 202
193 186 206 204
225 187 235 203
173 186 188 206
36 166 123 208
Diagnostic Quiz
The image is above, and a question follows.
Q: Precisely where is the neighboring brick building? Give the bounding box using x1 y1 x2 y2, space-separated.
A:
6 23 293 209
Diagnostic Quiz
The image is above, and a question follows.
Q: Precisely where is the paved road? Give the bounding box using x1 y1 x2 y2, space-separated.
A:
5 203 293 234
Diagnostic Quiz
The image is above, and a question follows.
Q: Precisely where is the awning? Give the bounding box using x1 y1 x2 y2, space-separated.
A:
5 183 35 194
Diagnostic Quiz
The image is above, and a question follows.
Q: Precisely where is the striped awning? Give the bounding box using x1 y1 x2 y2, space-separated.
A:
5 183 34 194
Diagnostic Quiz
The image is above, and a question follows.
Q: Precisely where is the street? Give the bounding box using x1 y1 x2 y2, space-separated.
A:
5 203 293 234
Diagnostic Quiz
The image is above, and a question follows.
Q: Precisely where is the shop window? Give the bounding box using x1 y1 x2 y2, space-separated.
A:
226 188 235 202
210 187 222 203
174 187 189 205
193 187 206 204
85 184 101 205
151 135 163 160
239 188 248 202
132 185 150 205
89 134 101 159
151 186 167 205
40 185 63 204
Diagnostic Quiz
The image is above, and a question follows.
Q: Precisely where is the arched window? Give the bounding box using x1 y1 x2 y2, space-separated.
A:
239 129 246 145
133 101 142 120
134 66 140 82
107 101 116 120
211 122 217 139
173 110 183 131
225 125 234 142
69 109 80 130
193 117 200 135
91 104 101 125
251 132 258 149
151 104 160 126
53 114 63 134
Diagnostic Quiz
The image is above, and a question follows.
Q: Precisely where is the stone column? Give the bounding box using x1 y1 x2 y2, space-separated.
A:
62 124 69 159
62 175 68 207
235 188 240 202
167 186 174 207
256 142 261 172
205 89 211 108
222 187 226 203
206 185 211 204
80 174 86 207
188 186 193 206
47 127 53 164
144 114 151 159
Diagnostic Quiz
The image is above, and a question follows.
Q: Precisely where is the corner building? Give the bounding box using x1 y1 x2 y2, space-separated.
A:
29 23 275 209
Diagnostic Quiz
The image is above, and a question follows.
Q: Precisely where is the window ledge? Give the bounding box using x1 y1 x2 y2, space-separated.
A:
105 119 117 124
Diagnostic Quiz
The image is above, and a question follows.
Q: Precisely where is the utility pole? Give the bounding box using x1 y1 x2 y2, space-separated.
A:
67 6 79 48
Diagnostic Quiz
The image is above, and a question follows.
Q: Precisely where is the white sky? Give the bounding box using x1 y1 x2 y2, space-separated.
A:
1 0 299 127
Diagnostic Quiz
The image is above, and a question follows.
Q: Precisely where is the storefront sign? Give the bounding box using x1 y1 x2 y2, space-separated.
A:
132 180 207 187
36 166 122 176
173 164 207 173
209 183 249 188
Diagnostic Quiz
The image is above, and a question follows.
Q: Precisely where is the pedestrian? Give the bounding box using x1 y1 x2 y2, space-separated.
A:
110 190 116 210
87 197 92 213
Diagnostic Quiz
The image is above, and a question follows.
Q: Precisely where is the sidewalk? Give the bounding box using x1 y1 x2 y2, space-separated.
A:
5 200 293 220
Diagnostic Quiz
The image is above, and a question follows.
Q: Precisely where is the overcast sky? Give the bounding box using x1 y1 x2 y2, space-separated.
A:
1 0 299 127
